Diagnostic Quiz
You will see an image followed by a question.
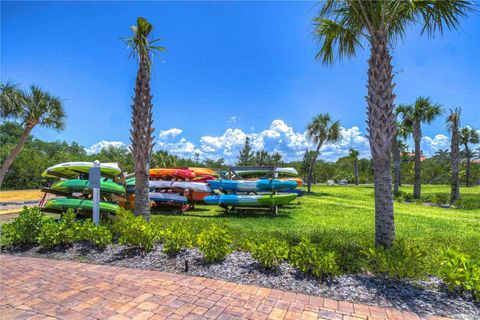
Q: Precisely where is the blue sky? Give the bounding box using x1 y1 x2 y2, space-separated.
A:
2 1 479 162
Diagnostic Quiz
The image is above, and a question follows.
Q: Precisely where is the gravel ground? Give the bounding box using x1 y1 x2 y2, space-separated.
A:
3 243 479 319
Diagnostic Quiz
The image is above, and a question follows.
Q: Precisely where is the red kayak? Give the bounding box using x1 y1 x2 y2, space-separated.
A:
150 168 196 179
192 175 216 183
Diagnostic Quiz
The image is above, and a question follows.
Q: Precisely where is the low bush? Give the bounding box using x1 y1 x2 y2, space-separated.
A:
249 238 289 269
289 237 339 280
37 210 77 249
197 223 232 263
0 207 45 247
113 209 157 252
75 219 112 248
454 198 480 210
163 223 192 255
439 248 480 301
362 240 426 279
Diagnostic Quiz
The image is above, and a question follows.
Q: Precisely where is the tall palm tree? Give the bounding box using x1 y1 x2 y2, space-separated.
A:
0 84 65 186
391 122 410 195
306 113 341 193
447 108 461 203
124 17 166 221
396 97 443 199
459 126 480 187
313 0 473 247
349 148 360 185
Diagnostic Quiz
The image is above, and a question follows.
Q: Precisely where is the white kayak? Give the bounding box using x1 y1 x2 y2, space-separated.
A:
149 181 211 192
149 192 188 204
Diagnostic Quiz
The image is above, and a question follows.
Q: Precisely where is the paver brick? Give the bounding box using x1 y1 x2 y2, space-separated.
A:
0 255 438 320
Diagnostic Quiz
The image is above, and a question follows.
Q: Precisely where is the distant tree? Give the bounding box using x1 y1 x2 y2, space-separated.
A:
391 120 411 195
349 148 359 185
124 17 166 221
151 150 178 168
0 83 65 187
271 152 282 165
313 0 473 248
397 97 443 199
447 108 461 203
300 149 315 181
305 113 341 193
459 126 479 187
237 136 254 166
254 149 271 166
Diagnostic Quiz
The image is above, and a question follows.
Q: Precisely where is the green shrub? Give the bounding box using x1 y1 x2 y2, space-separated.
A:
163 223 192 255
439 248 480 301
37 210 77 249
362 240 426 279
454 198 480 210
113 209 157 252
197 223 232 263
0 207 45 247
249 238 289 269
289 237 339 279
75 220 112 248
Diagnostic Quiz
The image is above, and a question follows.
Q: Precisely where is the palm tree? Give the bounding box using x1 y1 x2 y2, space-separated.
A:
349 148 360 185
306 113 341 193
396 97 443 199
0 84 65 186
459 126 480 187
391 122 410 195
447 108 461 203
124 17 166 221
313 0 473 247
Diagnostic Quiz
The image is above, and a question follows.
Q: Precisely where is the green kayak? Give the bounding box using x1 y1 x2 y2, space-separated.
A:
50 179 125 195
42 162 121 179
43 198 120 214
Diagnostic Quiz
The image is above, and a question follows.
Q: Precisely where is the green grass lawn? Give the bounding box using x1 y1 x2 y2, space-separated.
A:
151 184 480 271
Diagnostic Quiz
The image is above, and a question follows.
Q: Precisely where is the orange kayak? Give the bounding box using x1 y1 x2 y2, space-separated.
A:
280 177 303 187
176 167 216 176
150 168 196 179
189 191 211 202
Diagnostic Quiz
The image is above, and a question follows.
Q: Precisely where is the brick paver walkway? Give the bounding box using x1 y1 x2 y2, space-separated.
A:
0 255 446 320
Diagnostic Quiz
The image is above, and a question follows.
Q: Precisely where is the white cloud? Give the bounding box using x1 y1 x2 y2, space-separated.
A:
421 134 449 157
227 116 241 124
85 140 126 155
158 128 183 140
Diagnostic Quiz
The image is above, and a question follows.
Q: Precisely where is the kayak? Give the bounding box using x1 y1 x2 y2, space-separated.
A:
126 179 211 193
149 192 187 204
189 191 211 202
280 177 303 187
49 179 125 195
222 167 299 178
192 175 216 183
276 189 305 197
42 198 120 213
208 179 297 192
204 194 297 206
176 167 216 176
150 168 196 179
42 162 121 179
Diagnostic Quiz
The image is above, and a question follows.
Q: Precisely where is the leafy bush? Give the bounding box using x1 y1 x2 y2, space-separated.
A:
362 240 426 279
163 223 192 255
37 210 77 249
75 219 112 248
197 223 232 263
439 248 480 301
113 209 157 252
1 207 45 247
454 198 480 210
249 238 289 269
289 237 339 279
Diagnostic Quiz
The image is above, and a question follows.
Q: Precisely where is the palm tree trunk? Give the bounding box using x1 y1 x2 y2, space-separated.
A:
465 144 471 187
130 55 155 221
0 125 34 187
451 124 460 203
354 158 358 185
307 144 322 193
392 138 401 195
413 123 422 199
366 32 396 248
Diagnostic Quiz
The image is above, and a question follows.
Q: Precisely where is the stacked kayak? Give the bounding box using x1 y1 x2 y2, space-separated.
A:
204 194 297 206
208 179 297 192
40 162 122 215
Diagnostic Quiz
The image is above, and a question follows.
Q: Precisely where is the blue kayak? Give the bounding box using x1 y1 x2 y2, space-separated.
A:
208 179 297 192
204 194 297 206
149 192 187 204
